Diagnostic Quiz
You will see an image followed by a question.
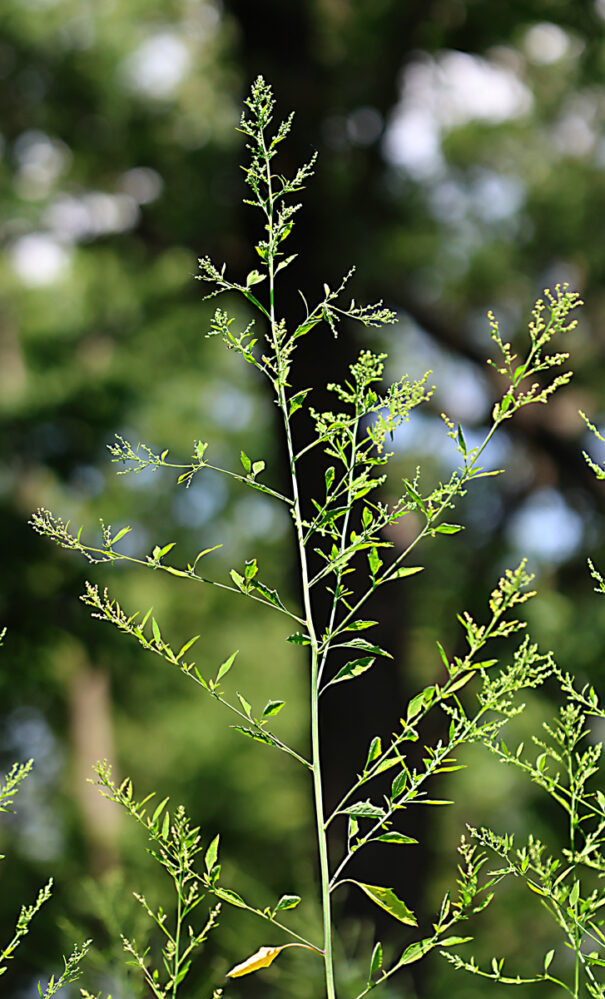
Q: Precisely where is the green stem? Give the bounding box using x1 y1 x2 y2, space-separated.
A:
260 125 336 999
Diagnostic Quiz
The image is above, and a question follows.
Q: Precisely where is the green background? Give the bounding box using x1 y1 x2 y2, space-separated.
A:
1 1 605 996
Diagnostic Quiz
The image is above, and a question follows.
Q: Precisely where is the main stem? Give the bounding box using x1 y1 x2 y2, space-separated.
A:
262 135 336 998
281 387 336 999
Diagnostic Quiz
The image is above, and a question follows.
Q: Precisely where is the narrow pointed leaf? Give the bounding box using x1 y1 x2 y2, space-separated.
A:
330 657 375 685
205 834 220 873
369 942 383 982
375 832 418 845
349 882 417 925
216 651 238 682
215 887 246 908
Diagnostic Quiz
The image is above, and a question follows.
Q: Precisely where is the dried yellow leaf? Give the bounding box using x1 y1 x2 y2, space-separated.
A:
226 945 287 977
226 942 317 978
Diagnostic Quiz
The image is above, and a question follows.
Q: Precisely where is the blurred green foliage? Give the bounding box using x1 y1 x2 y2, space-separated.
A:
1 1 605 997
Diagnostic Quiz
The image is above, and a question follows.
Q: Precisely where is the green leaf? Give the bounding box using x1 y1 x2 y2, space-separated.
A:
544 949 555 971
406 685 436 721
344 620 378 632
364 737 382 770
375 832 418 845
341 801 386 819
325 467 335 493
330 657 375 685
177 634 200 660
152 796 170 824
337 637 392 658
288 388 312 415
254 580 286 610
368 547 382 577
262 700 285 718
231 725 278 748
350 882 417 926
110 526 132 545
237 691 252 717
252 460 265 476
439 936 472 947
389 566 424 580
275 895 301 911
205 834 220 872
293 319 320 339
287 632 311 645
569 880 580 906
244 558 258 581
151 618 162 645
396 938 435 966
216 650 238 682
433 523 463 535
161 811 170 840
230 569 246 591
369 942 383 982
246 270 266 287
240 451 252 474
390 771 408 799
215 888 246 908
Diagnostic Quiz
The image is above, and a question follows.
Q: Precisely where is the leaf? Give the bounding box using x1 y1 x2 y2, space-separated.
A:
375 832 418 845
544 949 555 971
389 566 424 580
246 270 266 287
369 942 383 982
406 685 436 721
110 526 132 545
439 935 473 947
287 632 311 645
325 467 335 493
344 620 378 632
364 737 382 770
396 938 435 966
390 771 408 799
227 944 313 978
341 801 386 819
433 523 463 535
205 834 220 872
330 657 375 685
293 319 321 339
288 388 312 415
254 580 286 610
275 895 301 911
151 797 169 824
262 700 285 718
350 882 417 926
216 650 238 682
569 880 580 906
240 451 252 474
232 726 278 748
338 637 392 658
237 691 252 717
252 460 265 476
151 618 162 646
230 569 246 591
177 635 200 660
215 887 246 908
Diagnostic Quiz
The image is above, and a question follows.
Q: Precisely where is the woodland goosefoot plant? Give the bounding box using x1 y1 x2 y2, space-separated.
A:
30 77 586 999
